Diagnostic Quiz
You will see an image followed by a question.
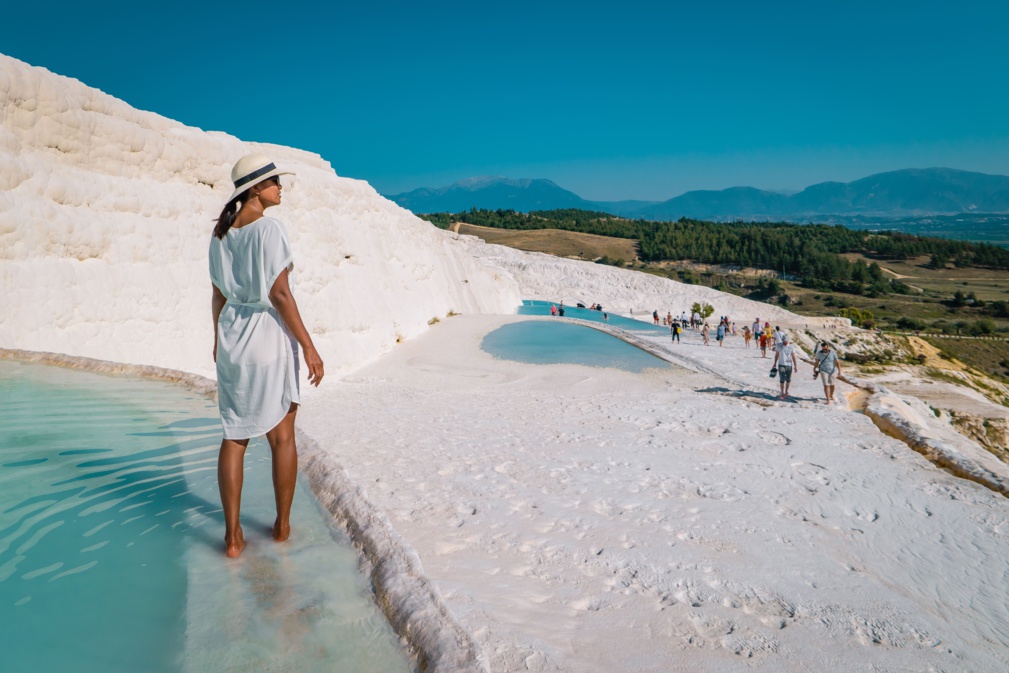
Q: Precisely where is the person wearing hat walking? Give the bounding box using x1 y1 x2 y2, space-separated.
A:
771 332 799 400
813 341 842 404
209 153 325 558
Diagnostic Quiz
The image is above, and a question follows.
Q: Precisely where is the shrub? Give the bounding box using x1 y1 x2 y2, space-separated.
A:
896 316 926 331
889 280 914 295
976 318 996 335
691 301 715 319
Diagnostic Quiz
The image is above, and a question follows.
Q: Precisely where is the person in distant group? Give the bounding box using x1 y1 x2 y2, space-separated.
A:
743 326 752 348
772 333 799 400
751 317 761 338
692 310 701 329
550 304 557 316
666 311 673 326
671 318 681 343
701 321 711 346
653 310 660 325
813 341 842 404
758 328 768 358
716 319 726 347
558 304 565 317
603 313 609 322
209 153 325 559
773 326 784 350
681 310 689 326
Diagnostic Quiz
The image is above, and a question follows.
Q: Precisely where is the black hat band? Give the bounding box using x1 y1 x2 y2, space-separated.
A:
234 162 277 189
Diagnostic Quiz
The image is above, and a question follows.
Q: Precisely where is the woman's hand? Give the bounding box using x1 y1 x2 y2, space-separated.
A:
304 346 324 387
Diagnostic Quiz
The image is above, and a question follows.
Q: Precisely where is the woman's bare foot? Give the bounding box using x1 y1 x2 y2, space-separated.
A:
273 519 291 542
225 526 246 558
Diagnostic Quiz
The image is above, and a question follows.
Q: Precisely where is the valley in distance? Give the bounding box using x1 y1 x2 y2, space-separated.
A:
418 207 1009 391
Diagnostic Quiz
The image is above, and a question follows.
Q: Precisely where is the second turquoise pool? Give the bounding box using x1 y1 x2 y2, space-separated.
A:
482 320 670 373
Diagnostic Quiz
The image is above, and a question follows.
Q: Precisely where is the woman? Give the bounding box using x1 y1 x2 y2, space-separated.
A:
209 153 325 558
701 321 710 346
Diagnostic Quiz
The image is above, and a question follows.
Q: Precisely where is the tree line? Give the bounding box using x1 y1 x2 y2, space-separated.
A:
421 208 1009 294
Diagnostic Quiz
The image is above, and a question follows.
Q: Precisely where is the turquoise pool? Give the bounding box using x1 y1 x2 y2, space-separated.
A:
0 361 411 673
517 300 670 334
482 320 670 372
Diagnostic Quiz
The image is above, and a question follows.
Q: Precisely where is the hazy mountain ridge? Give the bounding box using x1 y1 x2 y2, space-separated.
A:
387 168 1009 220
388 177 656 216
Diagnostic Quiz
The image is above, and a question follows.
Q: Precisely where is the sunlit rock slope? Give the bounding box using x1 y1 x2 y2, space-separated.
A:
0 53 520 378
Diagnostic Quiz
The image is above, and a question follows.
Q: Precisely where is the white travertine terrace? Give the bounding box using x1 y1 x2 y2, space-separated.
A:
0 53 520 380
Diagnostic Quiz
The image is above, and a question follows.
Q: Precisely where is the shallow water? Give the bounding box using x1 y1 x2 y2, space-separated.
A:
0 361 411 673
482 320 670 372
518 299 670 334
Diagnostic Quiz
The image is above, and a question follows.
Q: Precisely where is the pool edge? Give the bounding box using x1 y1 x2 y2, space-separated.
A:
0 348 488 673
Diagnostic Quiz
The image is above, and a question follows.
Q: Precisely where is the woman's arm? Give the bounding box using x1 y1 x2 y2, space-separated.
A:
212 283 226 362
269 269 324 386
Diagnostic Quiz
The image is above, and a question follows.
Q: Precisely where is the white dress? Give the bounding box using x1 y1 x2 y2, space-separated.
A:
209 216 300 439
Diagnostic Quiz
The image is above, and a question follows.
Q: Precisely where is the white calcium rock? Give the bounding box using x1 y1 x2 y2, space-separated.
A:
0 53 520 379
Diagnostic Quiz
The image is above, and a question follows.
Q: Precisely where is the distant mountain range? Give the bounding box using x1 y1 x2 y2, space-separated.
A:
385 176 652 217
385 168 1009 221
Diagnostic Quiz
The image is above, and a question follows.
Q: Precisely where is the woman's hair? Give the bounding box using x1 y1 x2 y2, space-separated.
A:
212 190 248 239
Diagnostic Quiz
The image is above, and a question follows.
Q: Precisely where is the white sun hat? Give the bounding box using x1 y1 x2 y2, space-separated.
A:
227 153 295 202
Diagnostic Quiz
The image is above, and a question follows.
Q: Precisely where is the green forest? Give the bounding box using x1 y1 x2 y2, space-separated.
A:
421 208 1009 295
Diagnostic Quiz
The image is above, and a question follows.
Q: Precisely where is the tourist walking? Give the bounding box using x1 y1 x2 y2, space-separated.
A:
772 333 799 400
743 326 752 348
716 320 726 347
813 341 842 404
702 321 710 345
758 328 768 358
671 318 681 343
210 153 325 558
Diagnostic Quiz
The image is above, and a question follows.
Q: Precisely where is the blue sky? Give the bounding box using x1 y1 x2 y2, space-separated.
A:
5 1 1008 200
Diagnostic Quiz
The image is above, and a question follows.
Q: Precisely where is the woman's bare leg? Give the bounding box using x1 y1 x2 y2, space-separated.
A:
218 437 250 558
266 404 299 542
